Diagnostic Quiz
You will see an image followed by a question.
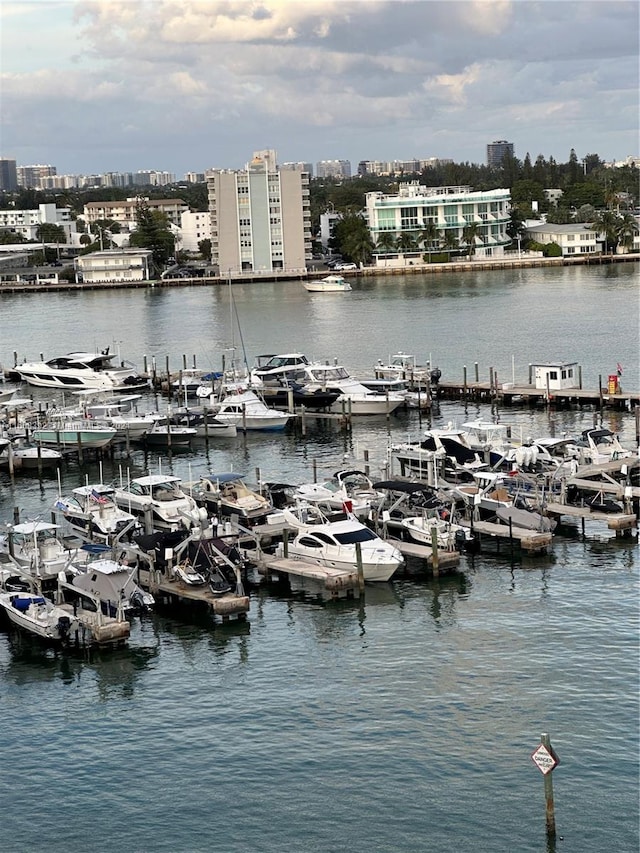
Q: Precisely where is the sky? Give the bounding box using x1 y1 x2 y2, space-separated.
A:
1 0 638 178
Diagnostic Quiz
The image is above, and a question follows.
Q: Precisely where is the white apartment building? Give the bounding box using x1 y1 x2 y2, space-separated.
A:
180 211 211 253
316 160 351 179
0 203 76 242
17 165 57 188
207 151 311 274
365 184 512 260
82 197 189 231
524 223 599 256
75 248 153 283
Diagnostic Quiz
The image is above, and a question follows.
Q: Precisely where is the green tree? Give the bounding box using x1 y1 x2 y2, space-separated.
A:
35 223 67 243
129 201 174 268
442 230 459 261
395 232 416 253
375 231 396 256
0 230 25 244
616 213 639 252
591 210 621 253
462 222 480 256
198 238 212 262
332 212 374 264
418 220 441 262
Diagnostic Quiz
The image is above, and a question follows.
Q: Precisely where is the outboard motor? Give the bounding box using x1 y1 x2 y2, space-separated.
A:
56 615 72 642
430 367 442 386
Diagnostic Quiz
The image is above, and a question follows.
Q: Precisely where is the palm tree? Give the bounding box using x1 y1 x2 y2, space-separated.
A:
462 222 480 257
442 231 459 262
395 232 416 254
344 229 375 266
591 210 620 254
616 213 639 253
418 220 441 262
375 231 396 258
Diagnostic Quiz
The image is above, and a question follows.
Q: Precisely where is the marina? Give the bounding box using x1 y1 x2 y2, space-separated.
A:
0 264 638 853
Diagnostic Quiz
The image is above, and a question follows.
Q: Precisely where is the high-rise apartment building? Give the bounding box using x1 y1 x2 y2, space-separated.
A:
486 140 514 168
0 158 18 191
17 164 57 188
207 151 311 274
316 160 351 179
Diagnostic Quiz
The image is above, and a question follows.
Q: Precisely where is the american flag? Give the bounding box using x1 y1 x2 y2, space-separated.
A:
91 489 109 505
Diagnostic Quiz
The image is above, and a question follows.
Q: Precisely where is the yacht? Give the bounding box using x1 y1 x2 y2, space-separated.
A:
303 274 352 293
15 350 146 392
202 387 291 431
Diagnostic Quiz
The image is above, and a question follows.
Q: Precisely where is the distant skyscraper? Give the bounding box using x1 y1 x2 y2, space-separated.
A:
487 140 514 168
316 160 351 179
0 158 18 191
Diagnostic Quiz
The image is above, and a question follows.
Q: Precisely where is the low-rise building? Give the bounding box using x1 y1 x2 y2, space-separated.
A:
180 211 211 253
75 248 153 283
0 203 76 242
525 223 599 256
82 198 189 231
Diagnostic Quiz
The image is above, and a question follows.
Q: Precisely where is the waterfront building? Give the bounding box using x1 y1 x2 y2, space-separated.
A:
525 223 600 256
0 157 18 191
0 203 76 242
82 197 189 231
206 150 311 274
316 160 351 179
486 140 514 168
75 248 153 283
365 183 512 262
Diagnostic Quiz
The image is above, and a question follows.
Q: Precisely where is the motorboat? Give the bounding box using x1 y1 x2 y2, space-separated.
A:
294 470 386 520
451 471 514 516
399 514 474 551
15 350 147 392
567 428 634 466
373 353 437 386
277 504 404 582
303 274 352 293
142 419 197 449
174 561 207 586
113 474 208 532
0 440 62 470
171 369 213 400
250 354 340 410
0 590 79 644
191 473 274 527
0 521 82 580
29 421 117 449
67 550 155 615
252 355 406 416
208 387 291 431
53 484 140 543
171 410 238 438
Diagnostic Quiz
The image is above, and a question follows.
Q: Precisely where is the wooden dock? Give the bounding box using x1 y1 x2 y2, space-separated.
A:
138 568 250 620
246 549 362 600
436 380 639 410
460 520 553 555
545 503 637 536
386 536 461 574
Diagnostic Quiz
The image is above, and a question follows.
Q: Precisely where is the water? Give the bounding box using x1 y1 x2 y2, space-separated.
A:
0 265 638 853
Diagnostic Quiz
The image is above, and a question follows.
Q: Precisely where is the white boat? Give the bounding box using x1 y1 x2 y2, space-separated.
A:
0 441 62 470
0 590 79 644
142 420 197 448
30 421 117 449
53 484 140 543
0 521 81 579
251 353 405 416
171 369 212 400
15 350 146 392
67 554 154 614
567 428 634 465
400 515 473 550
294 470 385 520
452 471 514 515
277 504 404 582
303 274 352 293
373 353 435 385
113 474 208 532
171 410 237 438
174 561 207 586
209 388 291 432
191 473 274 527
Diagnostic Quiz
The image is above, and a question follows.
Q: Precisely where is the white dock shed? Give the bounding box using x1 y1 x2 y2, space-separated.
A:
533 362 580 391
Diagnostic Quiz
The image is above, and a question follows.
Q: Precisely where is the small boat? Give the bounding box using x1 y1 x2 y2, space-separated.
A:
277 504 404 582
303 274 352 293
0 521 81 579
142 419 197 448
174 560 207 586
53 484 140 543
113 474 208 532
211 388 291 432
191 473 274 527
171 410 238 438
67 551 155 615
400 515 473 550
0 590 79 644
0 441 62 470
30 421 117 449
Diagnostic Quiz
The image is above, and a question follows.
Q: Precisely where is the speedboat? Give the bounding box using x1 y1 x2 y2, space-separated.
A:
53 484 140 543
0 590 79 644
277 504 404 582
67 551 155 615
174 561 207 586
0 521 81 579
30 421 117 449
294 470 385 520
142 419 197 448
113 475 208 532
567 428 634 465
400 514 473 550
373 353 436 386
191 473 274 527
171 410 238 438
303 274 352 293
0 440 62 470
209 387 291 431
15 350 146 392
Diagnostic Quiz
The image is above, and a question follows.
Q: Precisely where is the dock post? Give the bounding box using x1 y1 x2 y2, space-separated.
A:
301 405 307 437
37 442 43 478
13 507 20 525
143 354 148 376
287 388 294 413
182 353 187 370
463 365 467 400
528 363 532 385
541 733 557 839
364 449 369 477
635 405 640 449
7 443 14 478
578 365 582 389
76 432 83 465
598 374 603 411
431 527 440 576
193 354 197 369
474 362 479 383
13 351 17 367
355 542 365 591
313 459 317 483
166 356 172 399
282 528 289 559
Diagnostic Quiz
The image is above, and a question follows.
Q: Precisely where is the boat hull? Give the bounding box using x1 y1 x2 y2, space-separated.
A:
32 428 116 448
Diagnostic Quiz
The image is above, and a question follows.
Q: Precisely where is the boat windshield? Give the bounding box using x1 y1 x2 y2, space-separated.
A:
334 528 378 545
310 367 349 381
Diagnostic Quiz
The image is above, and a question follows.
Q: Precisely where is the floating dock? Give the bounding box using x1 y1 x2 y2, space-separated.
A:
245 549 362 600
545 504 637 536
138 568 250 620
459 520 553 555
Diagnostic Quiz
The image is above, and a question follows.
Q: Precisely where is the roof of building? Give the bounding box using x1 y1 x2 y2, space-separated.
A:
526 224 596 234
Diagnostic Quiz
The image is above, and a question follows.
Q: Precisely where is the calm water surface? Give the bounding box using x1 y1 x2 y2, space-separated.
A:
0 265 638 852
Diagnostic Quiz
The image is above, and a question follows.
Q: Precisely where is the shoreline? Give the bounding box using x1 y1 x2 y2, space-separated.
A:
0 251 637 294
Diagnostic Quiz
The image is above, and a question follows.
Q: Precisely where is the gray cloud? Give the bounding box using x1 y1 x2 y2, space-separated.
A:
1 0 637 174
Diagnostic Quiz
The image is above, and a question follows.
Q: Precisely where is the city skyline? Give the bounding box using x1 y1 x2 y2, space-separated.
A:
1 0 638 176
